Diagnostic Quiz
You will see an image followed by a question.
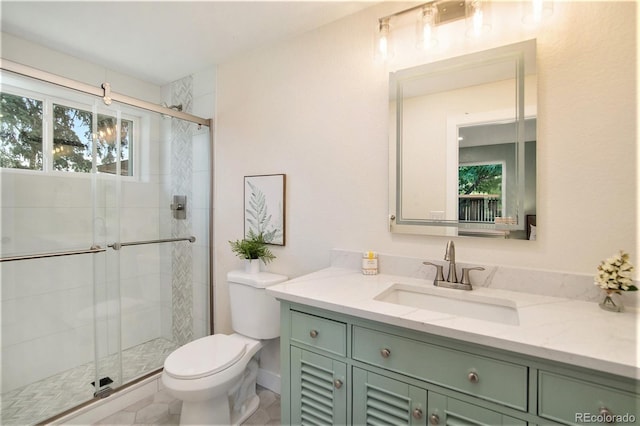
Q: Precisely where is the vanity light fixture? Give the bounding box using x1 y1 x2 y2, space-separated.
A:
374 17 394 62
522 0 553 25
465 0 491 38
416 3 439 50
374 0 475 61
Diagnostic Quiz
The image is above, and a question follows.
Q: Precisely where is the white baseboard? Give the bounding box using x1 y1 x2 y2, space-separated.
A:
257 368 281 394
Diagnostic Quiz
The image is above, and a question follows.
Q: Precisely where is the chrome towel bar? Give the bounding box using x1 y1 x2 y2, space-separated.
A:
108 236 196 250
0 236 196 262
0 246 106 262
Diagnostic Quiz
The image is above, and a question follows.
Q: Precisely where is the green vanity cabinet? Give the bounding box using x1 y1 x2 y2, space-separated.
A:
428 392 527 426
353 368 427 425
352 325 528 411
352 367 527 426
290 347 348 425
537 370 639 425
283 308 349 425
280 302 639 426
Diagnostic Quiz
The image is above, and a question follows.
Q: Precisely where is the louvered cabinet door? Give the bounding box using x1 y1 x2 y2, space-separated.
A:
427 392 526 426
353 368 428 426
291 346 348 425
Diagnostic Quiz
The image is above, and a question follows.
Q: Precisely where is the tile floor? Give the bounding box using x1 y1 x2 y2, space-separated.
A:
1 338 179 425
93 386 281 425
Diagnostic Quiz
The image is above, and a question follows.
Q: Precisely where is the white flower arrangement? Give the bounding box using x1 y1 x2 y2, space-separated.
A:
594 250 637 292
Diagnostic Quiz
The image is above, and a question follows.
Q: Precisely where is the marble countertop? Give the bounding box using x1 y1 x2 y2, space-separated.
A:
266 267 639 380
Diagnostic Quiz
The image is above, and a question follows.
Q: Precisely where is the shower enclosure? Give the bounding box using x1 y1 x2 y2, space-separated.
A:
0 62 212 424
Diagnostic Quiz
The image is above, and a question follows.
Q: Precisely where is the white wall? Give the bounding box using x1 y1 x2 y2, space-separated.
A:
214 0 637 340
1 33 162 105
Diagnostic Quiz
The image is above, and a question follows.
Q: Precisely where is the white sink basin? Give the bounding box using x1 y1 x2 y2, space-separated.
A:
375 283 520 325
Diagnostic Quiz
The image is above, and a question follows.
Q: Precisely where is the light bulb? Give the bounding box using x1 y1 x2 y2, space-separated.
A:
465 0 491 38
416 4 438 50
374 18 394 62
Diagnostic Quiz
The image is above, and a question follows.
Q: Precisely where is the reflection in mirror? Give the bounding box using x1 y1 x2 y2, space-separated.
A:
458 119 536 231
389 39 537 240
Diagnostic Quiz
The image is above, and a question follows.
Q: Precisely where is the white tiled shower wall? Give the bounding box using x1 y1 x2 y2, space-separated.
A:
0 37 215 393
0 115 168 392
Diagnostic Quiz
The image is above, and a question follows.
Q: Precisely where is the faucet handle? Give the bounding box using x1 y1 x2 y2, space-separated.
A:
423 262 445 282
460 267 485 285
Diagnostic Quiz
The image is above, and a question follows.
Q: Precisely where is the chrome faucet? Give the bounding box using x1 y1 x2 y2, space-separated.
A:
444 240 457 283
422 240 485 291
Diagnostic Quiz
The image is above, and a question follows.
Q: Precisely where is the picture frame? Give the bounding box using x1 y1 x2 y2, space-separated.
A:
244 174 286 246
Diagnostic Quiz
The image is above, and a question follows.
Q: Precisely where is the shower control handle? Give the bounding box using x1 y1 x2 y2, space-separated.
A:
171 195 187 219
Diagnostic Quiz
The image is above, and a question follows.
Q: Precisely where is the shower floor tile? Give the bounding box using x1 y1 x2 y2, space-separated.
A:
1 337 179 426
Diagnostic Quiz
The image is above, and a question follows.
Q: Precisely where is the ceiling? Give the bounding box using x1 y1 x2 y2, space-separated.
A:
1 1 376 86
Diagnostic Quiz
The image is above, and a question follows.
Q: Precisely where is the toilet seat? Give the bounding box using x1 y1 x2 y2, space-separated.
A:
164 335 246 379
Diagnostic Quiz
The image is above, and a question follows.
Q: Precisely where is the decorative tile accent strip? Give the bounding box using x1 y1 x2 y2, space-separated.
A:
171 76 194 346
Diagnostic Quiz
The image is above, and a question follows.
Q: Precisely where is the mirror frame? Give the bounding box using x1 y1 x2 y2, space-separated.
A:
389 39 537 239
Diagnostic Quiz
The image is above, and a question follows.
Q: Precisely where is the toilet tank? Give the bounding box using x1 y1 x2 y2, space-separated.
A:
227 270 288 339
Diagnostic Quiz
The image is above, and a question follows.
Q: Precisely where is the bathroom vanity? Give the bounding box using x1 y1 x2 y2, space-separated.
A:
267 264 639 425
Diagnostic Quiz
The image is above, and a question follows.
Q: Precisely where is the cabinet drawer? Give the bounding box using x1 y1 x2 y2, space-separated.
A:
290 310 346 356
538 370 639 425
352 326 528 410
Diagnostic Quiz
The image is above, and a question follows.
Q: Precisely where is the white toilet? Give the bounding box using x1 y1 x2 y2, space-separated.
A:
162 270 287 425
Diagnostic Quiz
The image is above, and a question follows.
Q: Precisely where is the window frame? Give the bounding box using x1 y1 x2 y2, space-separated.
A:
1 75 140 180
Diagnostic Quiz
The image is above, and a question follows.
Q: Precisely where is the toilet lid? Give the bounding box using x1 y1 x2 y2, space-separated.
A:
164 335 247 379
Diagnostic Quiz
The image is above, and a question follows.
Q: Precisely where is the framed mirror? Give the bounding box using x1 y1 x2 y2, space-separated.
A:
389 39 537 240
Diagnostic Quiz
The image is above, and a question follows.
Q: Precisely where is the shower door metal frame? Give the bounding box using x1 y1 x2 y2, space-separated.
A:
0 59 211 127
0 58 216 423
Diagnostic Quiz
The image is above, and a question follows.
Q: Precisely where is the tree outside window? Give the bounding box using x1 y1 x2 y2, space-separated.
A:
1 91 133 175
0 92 43 170
458 163 503 222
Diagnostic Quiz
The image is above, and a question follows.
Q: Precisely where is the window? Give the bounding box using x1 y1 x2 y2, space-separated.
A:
0 92 44 170
458 163 503 222
1 90 134 176
95 115 133 176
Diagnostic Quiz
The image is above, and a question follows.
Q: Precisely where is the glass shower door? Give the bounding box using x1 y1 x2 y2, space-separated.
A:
1 69 210 425
0 75 125 423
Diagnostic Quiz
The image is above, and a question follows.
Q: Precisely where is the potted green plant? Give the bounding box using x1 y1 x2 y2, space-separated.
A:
229 230 276 273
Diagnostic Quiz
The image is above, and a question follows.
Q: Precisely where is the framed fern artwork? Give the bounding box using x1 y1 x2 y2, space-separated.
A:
244 174 286 246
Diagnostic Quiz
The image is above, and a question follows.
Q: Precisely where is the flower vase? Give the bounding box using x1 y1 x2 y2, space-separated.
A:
599 290 623 312
245 259 260 274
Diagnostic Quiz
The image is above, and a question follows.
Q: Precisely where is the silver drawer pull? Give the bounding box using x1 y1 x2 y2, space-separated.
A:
380 348 391 358
412 408 423 420
309 329 319 338
429 413 440 425
468 371 479 383
334 379 343 389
